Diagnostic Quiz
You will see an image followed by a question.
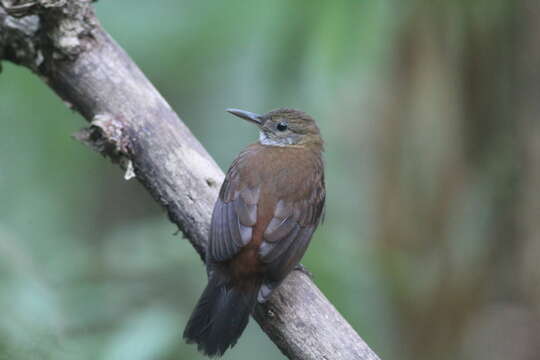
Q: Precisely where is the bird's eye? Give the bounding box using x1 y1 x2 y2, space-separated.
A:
276 122 288 132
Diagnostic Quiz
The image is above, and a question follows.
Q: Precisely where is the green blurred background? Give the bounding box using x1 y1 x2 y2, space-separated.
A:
1 0 539 359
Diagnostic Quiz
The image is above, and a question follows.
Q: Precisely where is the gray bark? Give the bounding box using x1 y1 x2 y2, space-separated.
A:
0 1 380 359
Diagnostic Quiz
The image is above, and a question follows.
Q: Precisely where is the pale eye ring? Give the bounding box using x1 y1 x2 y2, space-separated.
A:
276 122 288 132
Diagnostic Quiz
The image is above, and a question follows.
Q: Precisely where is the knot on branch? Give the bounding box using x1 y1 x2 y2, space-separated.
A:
0 5 41 70
0 0 96 64
74 114 136 180
2 0 73 18
1 0 39 18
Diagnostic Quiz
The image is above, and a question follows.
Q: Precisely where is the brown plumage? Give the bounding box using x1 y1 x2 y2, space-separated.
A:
184 108 325 357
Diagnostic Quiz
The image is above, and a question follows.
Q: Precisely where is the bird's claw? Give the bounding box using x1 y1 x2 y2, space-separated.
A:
294 263 313 278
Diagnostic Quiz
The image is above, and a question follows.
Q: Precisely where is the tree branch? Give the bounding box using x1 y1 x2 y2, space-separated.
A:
0 2 380 359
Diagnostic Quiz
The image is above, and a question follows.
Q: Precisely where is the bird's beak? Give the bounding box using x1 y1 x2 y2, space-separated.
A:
226 108 262 126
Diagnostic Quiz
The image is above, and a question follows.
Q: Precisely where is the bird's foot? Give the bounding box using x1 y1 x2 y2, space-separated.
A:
294 263 313 278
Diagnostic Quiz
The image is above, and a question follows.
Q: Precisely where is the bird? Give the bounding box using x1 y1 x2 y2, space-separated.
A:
183 108 326 357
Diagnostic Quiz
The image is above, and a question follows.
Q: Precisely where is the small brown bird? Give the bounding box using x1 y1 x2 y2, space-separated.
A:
183 108 325 357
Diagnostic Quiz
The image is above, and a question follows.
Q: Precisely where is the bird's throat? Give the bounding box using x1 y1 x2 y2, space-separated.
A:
259 131 291 147
259 132 324 152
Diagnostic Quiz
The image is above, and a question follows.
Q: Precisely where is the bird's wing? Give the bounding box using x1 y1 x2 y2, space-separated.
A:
208 146 325 282
208 165 259 262
259 177 326 283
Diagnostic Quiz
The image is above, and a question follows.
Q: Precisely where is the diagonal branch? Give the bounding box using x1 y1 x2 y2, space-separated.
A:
0 1 380 359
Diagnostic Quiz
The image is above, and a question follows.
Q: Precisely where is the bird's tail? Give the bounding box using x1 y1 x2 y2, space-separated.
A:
183 273 259 357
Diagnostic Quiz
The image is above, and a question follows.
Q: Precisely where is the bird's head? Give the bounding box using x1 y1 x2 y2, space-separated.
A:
226 108 323 149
